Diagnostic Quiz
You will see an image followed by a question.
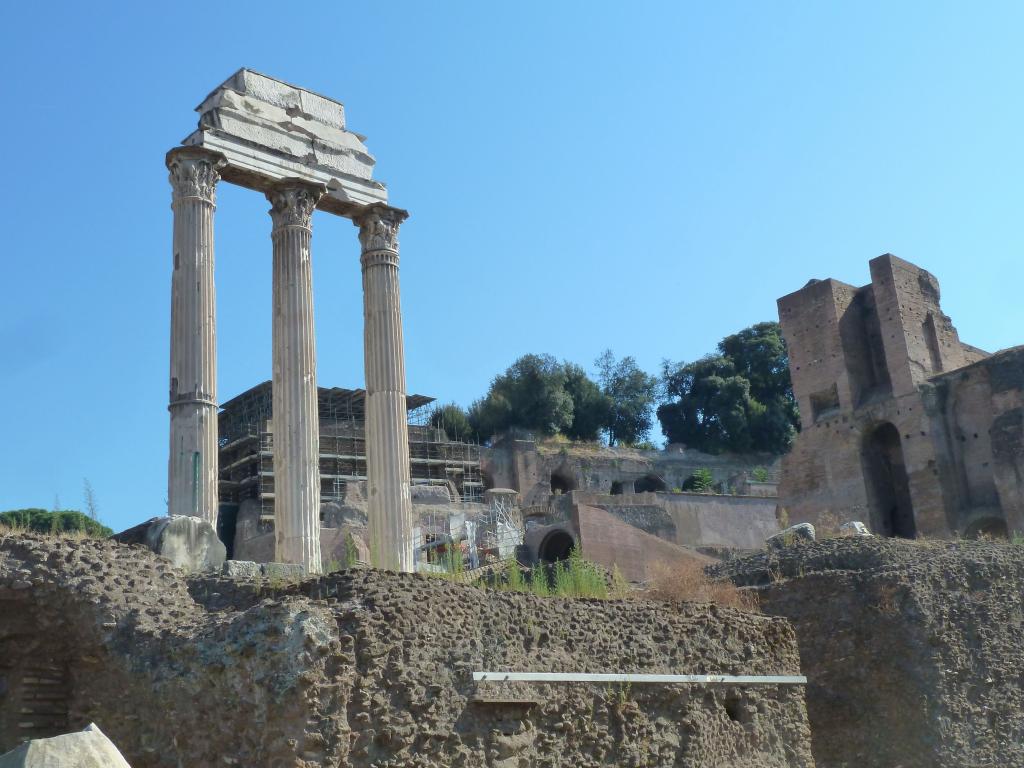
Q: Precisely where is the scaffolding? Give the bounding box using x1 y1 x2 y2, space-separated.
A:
218 381 484 527
415 492 525 571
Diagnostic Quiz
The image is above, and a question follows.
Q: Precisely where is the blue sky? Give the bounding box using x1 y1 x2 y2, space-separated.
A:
2 1 1022 532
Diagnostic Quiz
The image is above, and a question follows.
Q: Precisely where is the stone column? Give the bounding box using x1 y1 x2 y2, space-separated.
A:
354 204 414 572
268 179 326 574
166 147 226 526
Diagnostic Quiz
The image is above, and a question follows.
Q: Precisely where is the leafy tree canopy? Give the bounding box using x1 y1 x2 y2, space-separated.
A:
562 363 612 442
0 508 113 537
468 354 612 443
595 350 658 446
469 354 573 441
657 321 799 454
430 402 474 441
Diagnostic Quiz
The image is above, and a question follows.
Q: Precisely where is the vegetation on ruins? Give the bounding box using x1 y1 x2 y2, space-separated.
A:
467 354 576 440
562 362 614 441
595 350 658 446
0 508 113 538
644 558 758 612
461 351 656 446
682 468 716 493
429 402 475 442
431 546 629 600
658 322 799 454
448 323 795 453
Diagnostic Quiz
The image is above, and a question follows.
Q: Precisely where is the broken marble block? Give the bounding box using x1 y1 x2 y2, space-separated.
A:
767 523 816 549
0 723 132 767
839 521 872 537
112 516 226 572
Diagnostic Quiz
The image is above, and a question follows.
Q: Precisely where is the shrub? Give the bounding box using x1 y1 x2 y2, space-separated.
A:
682 468 715 493
0 508 112 538
751 466 770 483
644 558 758 612
487 550 609 599
552 548 608 599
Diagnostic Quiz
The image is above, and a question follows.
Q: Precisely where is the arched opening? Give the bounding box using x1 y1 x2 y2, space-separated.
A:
861 423 916 538
633 475 667 493
550 470 577 495
539 529 576 563
610 480 629 495
963 516 1009 540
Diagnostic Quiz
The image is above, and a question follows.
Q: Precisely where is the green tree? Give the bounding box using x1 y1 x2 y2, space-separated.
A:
0 508 112 537
658 322 799 454
562 363 612 442
682 468 715 493
595 351 657 446
468 354 574 441
430 402 474 441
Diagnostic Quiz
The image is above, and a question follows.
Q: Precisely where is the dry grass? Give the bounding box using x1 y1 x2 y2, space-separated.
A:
0 522 96 541
644 558 759 612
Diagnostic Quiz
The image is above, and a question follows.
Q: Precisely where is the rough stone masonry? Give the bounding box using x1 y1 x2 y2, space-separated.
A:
714 537 1024 768
0 533 814 767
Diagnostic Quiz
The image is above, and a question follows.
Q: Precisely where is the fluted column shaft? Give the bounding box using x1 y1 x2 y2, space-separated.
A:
355 204 414 572
167 147 225 525
269 180 326 574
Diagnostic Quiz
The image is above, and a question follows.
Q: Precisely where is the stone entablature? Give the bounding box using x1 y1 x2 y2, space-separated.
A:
183 69 387 215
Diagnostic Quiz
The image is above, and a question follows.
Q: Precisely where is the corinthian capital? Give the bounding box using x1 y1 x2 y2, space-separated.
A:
166 147 226 203
354 204 409 253
267 180 327 230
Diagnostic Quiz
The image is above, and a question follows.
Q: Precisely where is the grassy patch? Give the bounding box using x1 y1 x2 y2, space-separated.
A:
644 558 758 612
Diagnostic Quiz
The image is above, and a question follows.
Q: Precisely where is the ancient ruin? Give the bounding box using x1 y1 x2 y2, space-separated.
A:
0 533 815 767
714 537 1024 767
167 70 415 573
482 436 781 578
10 56 1024 768
778 253 1024 538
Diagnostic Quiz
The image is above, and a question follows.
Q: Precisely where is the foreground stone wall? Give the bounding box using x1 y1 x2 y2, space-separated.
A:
714 538 1024 768
0 533 813 767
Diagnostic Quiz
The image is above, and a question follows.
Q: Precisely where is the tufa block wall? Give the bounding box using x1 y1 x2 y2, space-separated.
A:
0 533 814 768
714 538 1024 768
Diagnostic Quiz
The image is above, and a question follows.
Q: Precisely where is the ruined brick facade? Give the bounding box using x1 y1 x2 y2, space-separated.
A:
778 253 1024 537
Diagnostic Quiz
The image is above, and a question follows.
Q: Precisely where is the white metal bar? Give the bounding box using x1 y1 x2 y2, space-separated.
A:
474 672 806 685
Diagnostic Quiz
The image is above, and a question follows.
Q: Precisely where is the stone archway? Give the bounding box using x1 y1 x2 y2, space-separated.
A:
861 423 917 538
539 529 576 563
634 475 667 494
550 469 577 495
963 516 1009 540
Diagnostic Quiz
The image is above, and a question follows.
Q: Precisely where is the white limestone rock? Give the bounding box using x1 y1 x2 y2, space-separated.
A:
0 723 132 767
767 523 816 549
113 516 226 572
839 521 873 537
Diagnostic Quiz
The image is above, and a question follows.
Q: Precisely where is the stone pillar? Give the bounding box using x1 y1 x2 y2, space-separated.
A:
354 204 414 572
267 179 326 574
166 147 226 525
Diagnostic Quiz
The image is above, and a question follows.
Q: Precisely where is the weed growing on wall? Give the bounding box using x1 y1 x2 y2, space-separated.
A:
645 558 758 612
